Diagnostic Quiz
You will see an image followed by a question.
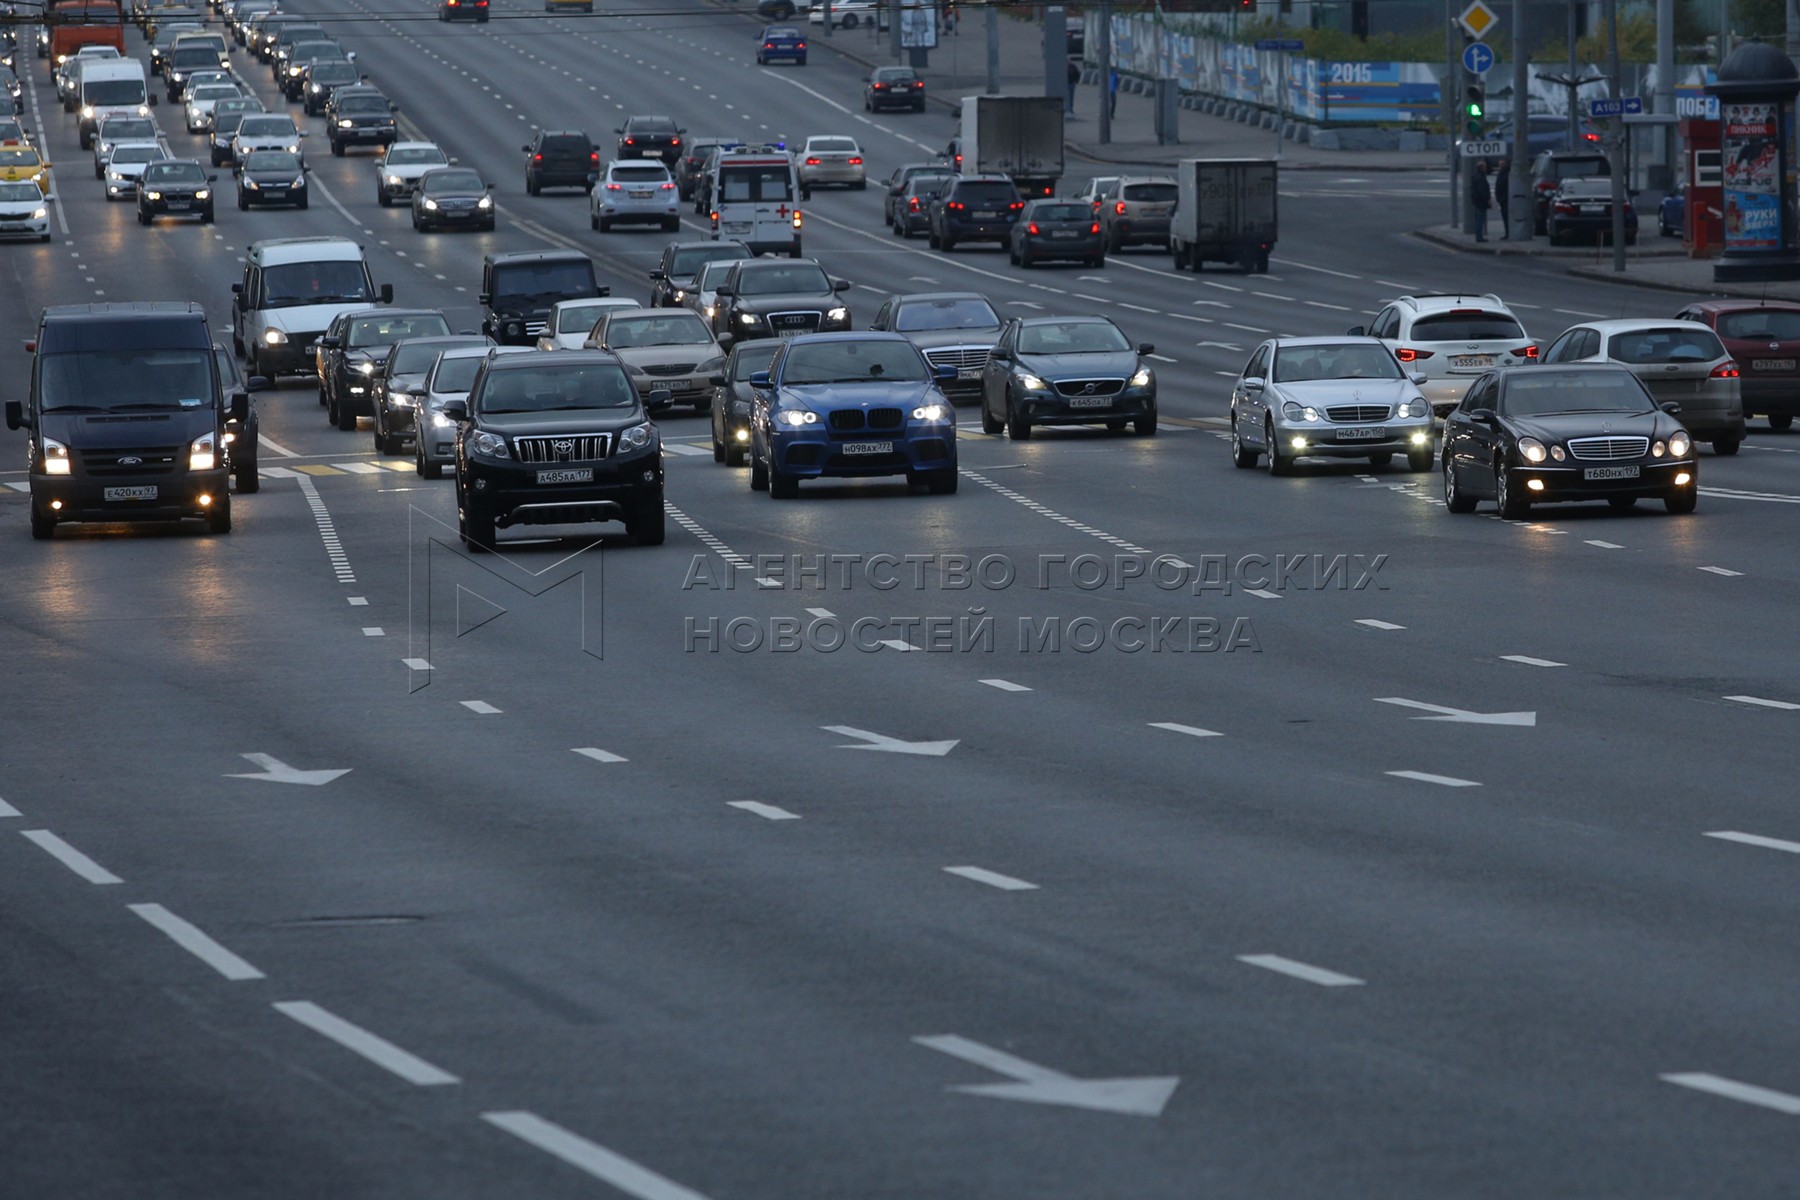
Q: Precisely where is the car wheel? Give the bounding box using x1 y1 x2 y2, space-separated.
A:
1106 419 1129 434
1006 393 1031 441
1770 414 1793 431
377 190 391 207
1665 486 1698 514
335 398 357 432
330 139 344 157
1443 454 1476 512
206 489 232 534
1495 461 1529 519
1231 421 1258 468
1135 412 1157 437
462 500 495 552
980 401 1003 435
1407 446 1433 472
749 447 768 491
1368 452 1392 467
29 502 54 540
202 206 214 224
1712 437 1741 456
598 217 611 232
526 175 539 196
237 192 248 210
1265 420 1293 476
629 499 667 545
137 207 150 225
768 458 799 498
941 236 956 252
663 217 680 232
711 429 725 462
1658 214 1670 236
590 212 599 231
1608 496 1638 510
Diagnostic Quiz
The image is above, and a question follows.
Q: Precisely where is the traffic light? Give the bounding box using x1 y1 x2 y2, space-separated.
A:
1464 85 1484 138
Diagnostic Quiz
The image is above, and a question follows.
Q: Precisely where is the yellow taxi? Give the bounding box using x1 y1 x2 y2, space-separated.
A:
0 145 52 196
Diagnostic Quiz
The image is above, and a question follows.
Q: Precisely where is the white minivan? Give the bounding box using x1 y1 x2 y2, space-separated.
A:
708 146 802 257
76 58 153 149
231 236 393 379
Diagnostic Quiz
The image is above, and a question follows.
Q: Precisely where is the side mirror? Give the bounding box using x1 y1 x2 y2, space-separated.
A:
297 130 308 137
1137 342 1154 355
649 388 674 411
231 281 243 293
4 399 22 430
749 370 771 387
1242 378 1265 394
1345 325 1366 336
714 284 734 297
708 373 726 386
245 375 271 392
441 400 467 421
448 156 459 165
228 391 249 422
1660 401 1683 416
317 335 340 348
935 364 957 381
520 144 531 153
378 283 394 304
649 270 667 281
1472 409 1499 426
347 50 356 60
1410 372 1428 385
302 164 312 172
478 292 491 306
586 171 598 185
832 279 851 292
597 285 610 297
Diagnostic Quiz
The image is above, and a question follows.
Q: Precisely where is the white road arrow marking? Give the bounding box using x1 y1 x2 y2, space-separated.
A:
227 753 352 786
1373 697 1537 727
822 726 958 756
914 1035 1178 1117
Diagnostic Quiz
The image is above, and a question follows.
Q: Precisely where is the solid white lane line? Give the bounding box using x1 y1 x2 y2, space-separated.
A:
0 796 18 818
128 903 265 981
483 1111 714 1200
1356 619 1405 631
1386 770 1481 787
1660 1073 1800 1115
979 679 1032 692
1705 830 1800 854
1501 655 1566 667
1149 722 1222 739
1584 539 1624 549
461 700 501 714
1699 566 1744 577
273 1001 459 1086
21 830 123 885
1724 695 1800 711
1238 954 1365 987
729 801 800 821
944 866 1039 891
573 747 628 763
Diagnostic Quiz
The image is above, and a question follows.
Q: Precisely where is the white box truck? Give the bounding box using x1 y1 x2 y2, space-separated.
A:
957 95 1064 198
1168 157 1278 274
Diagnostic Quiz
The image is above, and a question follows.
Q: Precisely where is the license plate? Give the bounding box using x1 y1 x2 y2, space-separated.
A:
263 189 286 199
973 210 999 219
104 485 158 501
1581 204 1604 214
1336 427 1385 441
1451 355 1494 369
723 221 751 233
1584 465 1639 481
1067 396 1111 409
1753 358 1795 371
629 190 651 199
536 468 593 484
1051 229 1079 238
166 201 189 210
842 441 893 455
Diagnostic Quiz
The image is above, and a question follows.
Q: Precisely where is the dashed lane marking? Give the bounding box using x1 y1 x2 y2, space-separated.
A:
1660 1073 1800 1116
1386 770 1481 787
729 801 800 821
979 679 1032 692
1705 830 1800 854
1724 695 1800 711
1237 954 1365 987
573 748 628 763
273 1001 460 1087
1149 722 1222 739
1500 655 1566 667
21 830 123 885
1356 619 1406 631
129 903 265 981
944 866 1039 891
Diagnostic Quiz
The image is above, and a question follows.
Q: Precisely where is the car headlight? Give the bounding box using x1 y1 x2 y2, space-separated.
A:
385 174 402 186
469 430 510 458
1549 444 1566 461
776 409 818 426
357 361 377 375
672 289 687 303
1016 372 1049 391
288 65 302 75
1668 431 1691 457
703 305 716 319
195 189 210 200
477 195 493 209
1518 436 1549 464
146 190 162 200
505 322 522 338
284 144 298 154
696 355 725 374
30 207 45 219
1401 399 1428 419
826 306 848 322
738 312 759 326
1129 366 1153 387
188 432 217 472
291 176 306 188
338 118 352 128
911 403 949 421
430 411 455 428
137 105 150 117
1280 402 1321 422
618 421 655 451
41 436 71 476
81 105 94 118
422 198 438 210
262 328 286 345
243 177 260 189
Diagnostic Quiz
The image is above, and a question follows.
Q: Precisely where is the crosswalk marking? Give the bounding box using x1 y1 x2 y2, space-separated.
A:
292 464 347 476
664 443 711 457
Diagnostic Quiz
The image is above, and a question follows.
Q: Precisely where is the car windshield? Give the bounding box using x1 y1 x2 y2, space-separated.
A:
101 118 156 140
0 181 40 201
261 261 371 306
875 68 915 82
1018 320 1129 354
671 245 748 276
422 169 484 193
953 181 1020 205
348 314 450 348
390 341 469 374
1123 182 1177 202
0 149 41 167
193 85 239 102
540 135 590 154
1715 309 1800 340
338 96 388 114
170 47 218 66
612 165 669 184
1547 157 1608 180
494 261 595 304
1029 203 1091 221
143 161 205 183
431 355 487 394
736 264 830 296
239 117 296 136
244 151 301 173
1500 371 1652 415
386 147 446 166
604 313 712 348
1409 312 1525 341
1607 327 1725 364
556 302 635 333
1272 343 1403 382
894 297 999 332
478 364 637 413
766 25 800 36
731 343 780 381
810 138 858 153
782 340 927 385
85 80 146 104
695 261 737 290
39 349 213 413
112 145 165 164
628 117 677 133
314 64 358 81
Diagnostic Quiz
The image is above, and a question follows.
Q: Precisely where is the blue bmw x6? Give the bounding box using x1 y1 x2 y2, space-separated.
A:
748 332 959 498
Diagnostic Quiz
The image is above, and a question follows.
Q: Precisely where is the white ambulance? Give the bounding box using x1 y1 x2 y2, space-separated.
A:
707 145 803 258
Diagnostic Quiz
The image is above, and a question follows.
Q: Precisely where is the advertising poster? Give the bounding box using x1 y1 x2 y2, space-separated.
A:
1723 101 1781 250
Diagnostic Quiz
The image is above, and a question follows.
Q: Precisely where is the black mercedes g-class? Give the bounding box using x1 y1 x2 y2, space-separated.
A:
480 250 606 346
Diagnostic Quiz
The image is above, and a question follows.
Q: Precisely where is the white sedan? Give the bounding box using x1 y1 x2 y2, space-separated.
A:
103 140 169 200
794 135 864 194
0 178 51 241
536 298 645 351
375 141 451 206
185 82 244 132
807 0 878 27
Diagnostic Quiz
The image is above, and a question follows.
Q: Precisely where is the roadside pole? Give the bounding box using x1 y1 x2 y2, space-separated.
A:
1510 0 1530 239
1098 1 1112 144
1607 0 1625 270
985 1 999 94
1275 52 1286 161
1446 0 1460 229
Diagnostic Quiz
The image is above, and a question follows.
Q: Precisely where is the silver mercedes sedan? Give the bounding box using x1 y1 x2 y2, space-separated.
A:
1229 336 1436 475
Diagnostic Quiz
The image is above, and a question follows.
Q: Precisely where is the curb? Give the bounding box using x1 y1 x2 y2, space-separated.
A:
1565 263 1800 301
1413 227 1688 261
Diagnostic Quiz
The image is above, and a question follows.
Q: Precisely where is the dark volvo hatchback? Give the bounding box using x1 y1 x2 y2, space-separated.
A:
6 302 260 538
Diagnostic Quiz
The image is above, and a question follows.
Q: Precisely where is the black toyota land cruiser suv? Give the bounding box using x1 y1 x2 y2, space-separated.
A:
6 302 261 539
446 350 668 550
481 250 606 346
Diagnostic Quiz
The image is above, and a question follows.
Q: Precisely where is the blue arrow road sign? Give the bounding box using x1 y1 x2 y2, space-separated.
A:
1461 42 1495 75
1254 38 1305 51
1589 96 1644 118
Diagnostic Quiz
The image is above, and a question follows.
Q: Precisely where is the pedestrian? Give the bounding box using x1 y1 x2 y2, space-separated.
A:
1109 68 1119 118
1067 57 1080 116
1495 158 1511 240
1469 159 1491 243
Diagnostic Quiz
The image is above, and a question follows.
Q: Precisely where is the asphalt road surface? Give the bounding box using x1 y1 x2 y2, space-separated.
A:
3 3 1798 1197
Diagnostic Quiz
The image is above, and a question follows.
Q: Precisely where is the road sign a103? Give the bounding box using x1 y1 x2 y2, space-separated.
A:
1458 0 1498 39
1461 42 1495 75
1589 96 1644 118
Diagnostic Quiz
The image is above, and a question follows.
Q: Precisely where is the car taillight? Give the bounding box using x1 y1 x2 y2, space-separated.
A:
1394 348 1434 362
625 137 635 145
660 182 675 190
805 157 821 165
764 42 774 48
848 157 862 165
797 41 805 48
792 210 802 229
1515 344 1539 359
908 197 919 210
913 80 923 87
1027 222 1039 235
1553 201 1576 214
946 201 964 211
1009 202 1023 210
1090 222 1100 233
1583 132 1600 141
590 151 600 162
1711 360 1740 378
1115 201 1127 214
533 153 543 162
872 82 885 89
606 183 622 190
670 138 680 146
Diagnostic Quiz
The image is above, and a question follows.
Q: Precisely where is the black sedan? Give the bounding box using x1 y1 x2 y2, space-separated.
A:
616 115 684 164
709 339 779 465
711 258 851 343
137 159 217 224
235 149 309 209
979 315 1157 439
867 291 1002 406
411 166 495 232
1546 177 1638 247
1442 364 1697 517
865 66 924 111
1009 199 1103 267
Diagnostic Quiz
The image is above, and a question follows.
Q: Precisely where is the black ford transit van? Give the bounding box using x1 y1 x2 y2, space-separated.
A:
6 303 259 539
